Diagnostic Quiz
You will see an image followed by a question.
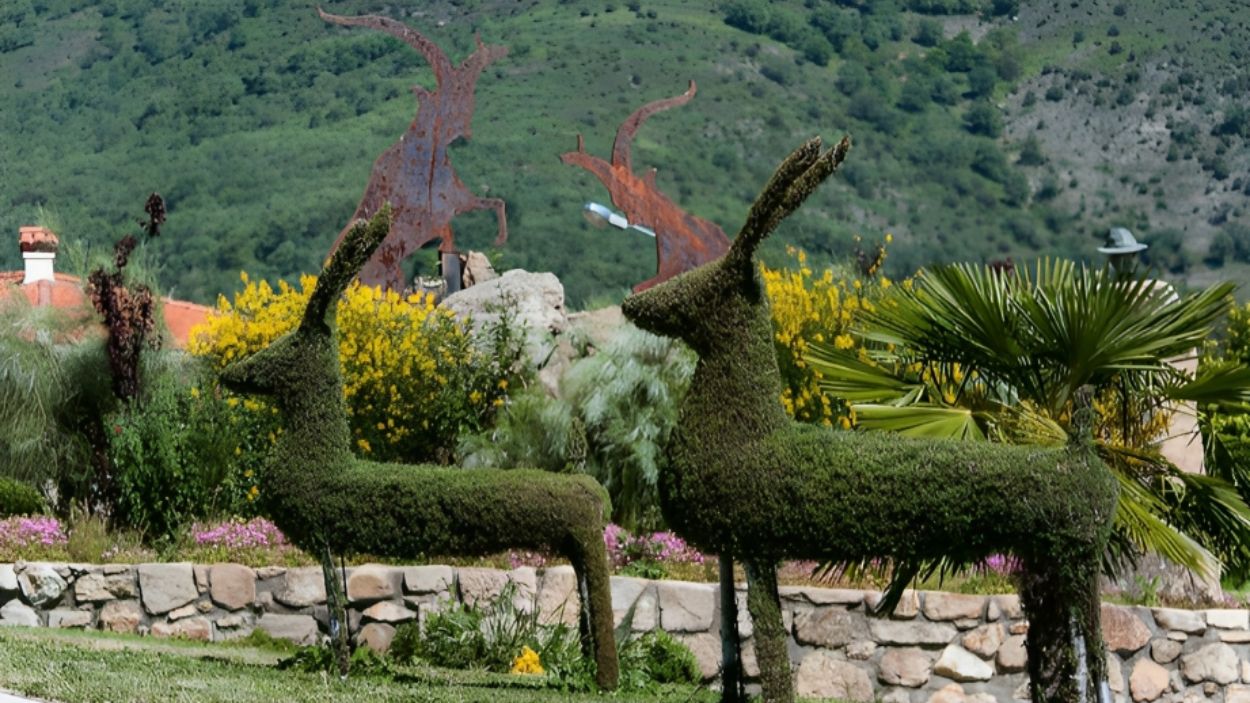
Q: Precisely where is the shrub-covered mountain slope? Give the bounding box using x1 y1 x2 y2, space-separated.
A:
1 0 1246 305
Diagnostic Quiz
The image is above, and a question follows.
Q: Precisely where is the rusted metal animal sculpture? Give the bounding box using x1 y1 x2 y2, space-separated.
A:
561 81 731 292
320 9 508 291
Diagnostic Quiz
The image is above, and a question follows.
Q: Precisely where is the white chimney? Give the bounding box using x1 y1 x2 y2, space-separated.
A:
19 226 58 284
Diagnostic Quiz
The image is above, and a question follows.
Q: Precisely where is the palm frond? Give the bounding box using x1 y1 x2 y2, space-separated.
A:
1107 468 1218 581
853 404 986 441
805 346 921 404
1173 362 1250 410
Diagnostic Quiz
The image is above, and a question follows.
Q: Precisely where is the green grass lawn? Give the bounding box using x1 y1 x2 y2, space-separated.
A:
0 627 720 703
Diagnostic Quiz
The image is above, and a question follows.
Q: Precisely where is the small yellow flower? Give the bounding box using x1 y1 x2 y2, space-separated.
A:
511 646 544 675
189 386 200 399
246 485 259 501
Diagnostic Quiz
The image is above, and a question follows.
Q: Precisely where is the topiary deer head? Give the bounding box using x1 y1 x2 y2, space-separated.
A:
624 137 849 349
221 212 386 401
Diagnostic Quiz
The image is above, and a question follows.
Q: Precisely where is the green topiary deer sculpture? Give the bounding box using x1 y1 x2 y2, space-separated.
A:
220 209 618 689
621 137 1118 703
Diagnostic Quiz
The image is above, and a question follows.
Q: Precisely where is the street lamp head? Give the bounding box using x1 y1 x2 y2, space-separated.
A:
582 202 613 228
582 202 629 230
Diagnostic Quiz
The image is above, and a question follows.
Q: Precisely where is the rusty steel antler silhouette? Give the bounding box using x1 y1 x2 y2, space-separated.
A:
560 81 730 292
320 8 508 291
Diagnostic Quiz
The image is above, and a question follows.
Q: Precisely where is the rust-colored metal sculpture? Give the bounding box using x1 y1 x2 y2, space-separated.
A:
561 81 730 292
320 8 508 291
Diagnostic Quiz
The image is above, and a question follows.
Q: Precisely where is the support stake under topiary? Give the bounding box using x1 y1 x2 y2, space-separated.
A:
220 208 618 689
621 137 1118 703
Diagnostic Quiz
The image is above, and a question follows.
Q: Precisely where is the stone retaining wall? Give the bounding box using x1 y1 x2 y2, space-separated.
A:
2 560 1248 702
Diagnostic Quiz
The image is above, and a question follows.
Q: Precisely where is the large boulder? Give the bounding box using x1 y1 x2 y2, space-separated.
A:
441 269 568 368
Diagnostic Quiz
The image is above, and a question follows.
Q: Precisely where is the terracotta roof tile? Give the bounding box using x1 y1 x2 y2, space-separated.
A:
0 271 211 349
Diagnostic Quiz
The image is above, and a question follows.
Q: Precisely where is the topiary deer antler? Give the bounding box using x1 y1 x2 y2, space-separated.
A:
320 9 508 291
561 81 731 292
221 208 618 689
621 137 1118 703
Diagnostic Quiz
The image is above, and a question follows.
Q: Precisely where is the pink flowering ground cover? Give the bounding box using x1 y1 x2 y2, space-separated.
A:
0 516 69 562
181 517 311 567
603 523 706 578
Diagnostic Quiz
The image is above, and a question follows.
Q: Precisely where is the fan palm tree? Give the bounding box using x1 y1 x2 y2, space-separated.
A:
805 259 1250 579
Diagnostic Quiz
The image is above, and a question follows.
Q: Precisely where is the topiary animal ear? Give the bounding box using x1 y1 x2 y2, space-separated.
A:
301 206 392 332
727 136 850 269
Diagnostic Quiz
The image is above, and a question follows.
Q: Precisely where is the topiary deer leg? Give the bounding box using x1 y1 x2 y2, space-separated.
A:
320 544 350 679
571 529 619 690
745 559 793 703
1018 554 1107 703
720 554 747 703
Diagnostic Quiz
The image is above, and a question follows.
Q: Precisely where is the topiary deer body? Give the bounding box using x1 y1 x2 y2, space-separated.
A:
621 138 1118 703
221 211 617 689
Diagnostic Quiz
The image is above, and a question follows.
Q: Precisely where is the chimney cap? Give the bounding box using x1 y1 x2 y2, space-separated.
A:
19 226 59 254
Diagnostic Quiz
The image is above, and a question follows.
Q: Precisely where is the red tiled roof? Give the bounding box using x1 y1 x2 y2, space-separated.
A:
0 271 211 349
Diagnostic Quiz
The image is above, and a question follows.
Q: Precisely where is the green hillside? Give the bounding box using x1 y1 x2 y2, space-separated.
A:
1 0 1246 306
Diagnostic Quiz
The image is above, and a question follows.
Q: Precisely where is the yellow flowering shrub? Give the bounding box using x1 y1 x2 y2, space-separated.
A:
761 238 897 427
190 272 522 464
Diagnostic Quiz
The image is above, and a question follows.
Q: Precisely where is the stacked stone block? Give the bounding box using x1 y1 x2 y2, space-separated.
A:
5 561 1250 702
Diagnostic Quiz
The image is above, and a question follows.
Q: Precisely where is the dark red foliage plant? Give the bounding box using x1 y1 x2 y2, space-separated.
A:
88 194 165 402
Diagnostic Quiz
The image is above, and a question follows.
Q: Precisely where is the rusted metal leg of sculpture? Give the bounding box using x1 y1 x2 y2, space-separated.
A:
467 196 508 246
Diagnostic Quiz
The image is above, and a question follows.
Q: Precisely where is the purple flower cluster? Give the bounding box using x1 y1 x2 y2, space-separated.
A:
603 524 705 570
977 554 1021 576
0 516 68 550
191 517 288 549
507 550 549 569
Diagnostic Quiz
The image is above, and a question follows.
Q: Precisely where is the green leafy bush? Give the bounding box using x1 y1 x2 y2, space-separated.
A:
393 583 700 693
109 360 247 540
1202 300 1250 579
393 581 591 688
279 643 393 676
618 631 700 686
0 478 43 517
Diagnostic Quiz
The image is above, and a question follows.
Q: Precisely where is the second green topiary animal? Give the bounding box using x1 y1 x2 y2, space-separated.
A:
621 137 1118 703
